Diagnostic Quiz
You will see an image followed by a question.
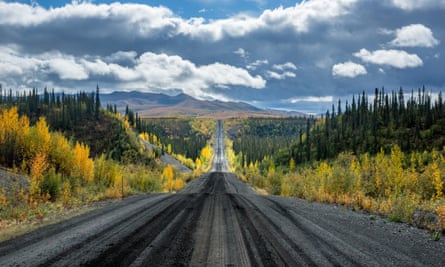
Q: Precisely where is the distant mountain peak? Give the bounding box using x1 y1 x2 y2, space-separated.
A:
101 91 307 118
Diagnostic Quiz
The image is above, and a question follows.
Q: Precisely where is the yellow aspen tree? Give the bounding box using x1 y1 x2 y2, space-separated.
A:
195 158 202 169
316 162 332 198
200 145 212 163
163 164 175 192
49 132 74 176
139 132 149 141
289 158 296 172
390 145 404 195
35 116 51 156
174 179 184 191
73 142 94 183
167 144 172 154
112 166 124 198
374 149 385 196
0 108 29 165
30 153 47 196
152 134 158 145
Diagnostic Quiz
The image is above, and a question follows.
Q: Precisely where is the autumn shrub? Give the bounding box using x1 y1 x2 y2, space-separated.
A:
388 195 418 222
126 165 162 193
265 164 282 195
106 174 126 199
94 154 120 187
162 164 176 192
41 168 61 201
62 181 72 208
174 179 184 191
73 142 94 184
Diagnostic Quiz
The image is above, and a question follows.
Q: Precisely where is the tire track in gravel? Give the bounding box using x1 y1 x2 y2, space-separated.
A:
230 194 317 266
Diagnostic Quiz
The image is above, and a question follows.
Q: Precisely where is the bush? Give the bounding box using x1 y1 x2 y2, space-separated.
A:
41 168 61 201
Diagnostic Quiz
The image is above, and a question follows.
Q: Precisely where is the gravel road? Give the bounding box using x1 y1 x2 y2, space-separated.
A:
1 121 444 266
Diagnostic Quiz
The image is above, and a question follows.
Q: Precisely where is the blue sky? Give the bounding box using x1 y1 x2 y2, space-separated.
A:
0 0 444 114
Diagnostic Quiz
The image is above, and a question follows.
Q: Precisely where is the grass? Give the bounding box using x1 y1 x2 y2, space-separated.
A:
0 201 105 242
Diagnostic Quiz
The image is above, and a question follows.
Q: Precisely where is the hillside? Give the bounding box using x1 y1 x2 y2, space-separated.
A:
101 91 306 118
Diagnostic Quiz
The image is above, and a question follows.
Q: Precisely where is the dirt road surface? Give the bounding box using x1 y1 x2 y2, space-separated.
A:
1 121 444 266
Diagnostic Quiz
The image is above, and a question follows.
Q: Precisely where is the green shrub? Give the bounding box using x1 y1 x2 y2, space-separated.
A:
41 168 61 201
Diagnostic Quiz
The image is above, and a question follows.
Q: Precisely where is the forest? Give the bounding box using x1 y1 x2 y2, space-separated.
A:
228 87 445 232
229 117 309 168
0 87 208 233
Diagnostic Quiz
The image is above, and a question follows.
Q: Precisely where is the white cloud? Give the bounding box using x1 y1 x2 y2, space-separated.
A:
354 48 423 68
0 62 23 76
247 59 269 70
0 46 265 98
377 28 394 35
0 2 177 36
188 0 358 40
199 62 266 88
80 59 140 81
288 96 334 103
234 48 249 58
389 0 445 10
266 70 296 80
390 24 439 47
332 61 367 78
273 62 297 71
258 0 358 33
47 57 89 80
132 52 266 97
0 1 358 41
266 62 297 79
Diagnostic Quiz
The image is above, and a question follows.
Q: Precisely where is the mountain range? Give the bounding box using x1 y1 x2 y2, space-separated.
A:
101 91 307 118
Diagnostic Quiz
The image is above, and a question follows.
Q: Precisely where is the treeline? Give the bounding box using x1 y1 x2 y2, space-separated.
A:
136 117 212 163
229 117 309 167
229 87 445 231
0 85 101 129
282 87 445 166
0 86 141 163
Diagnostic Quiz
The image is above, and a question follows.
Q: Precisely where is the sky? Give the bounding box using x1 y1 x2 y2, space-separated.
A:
0 0 444 114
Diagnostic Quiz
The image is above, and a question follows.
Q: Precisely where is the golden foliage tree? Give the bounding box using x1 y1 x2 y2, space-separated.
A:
174 179 184 191
201 145 212 161
0 107 29 166
195 157 202 169
163 164 175 192
49 132 74 177
29 153 48 196
73 142 94 183
289 158 296 172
